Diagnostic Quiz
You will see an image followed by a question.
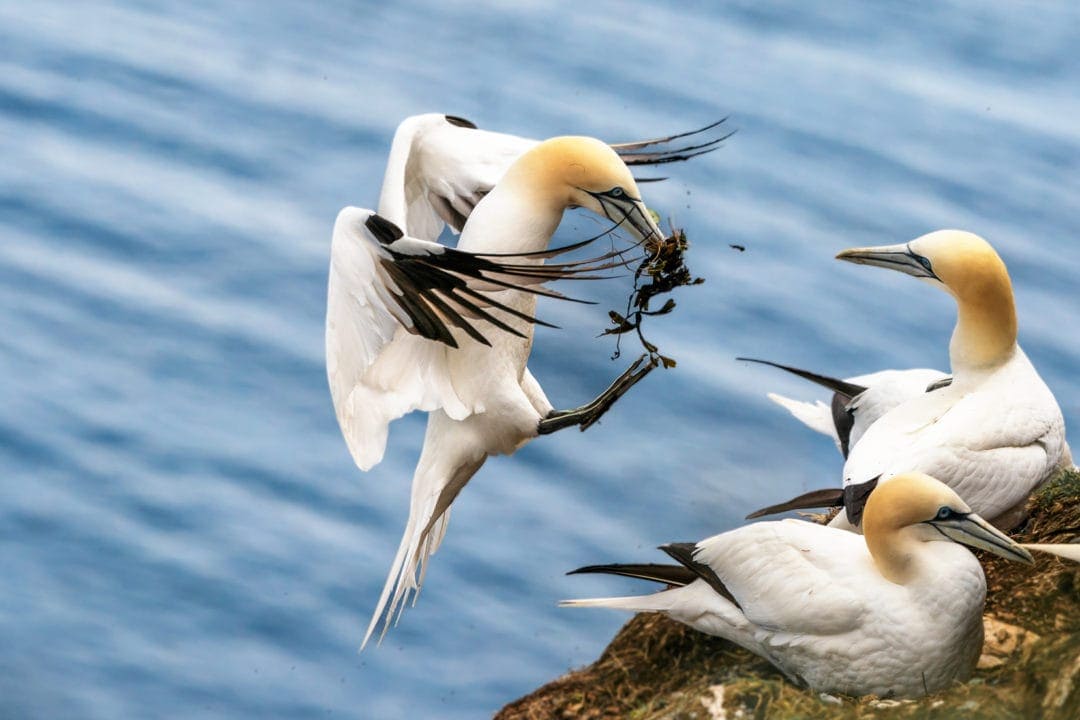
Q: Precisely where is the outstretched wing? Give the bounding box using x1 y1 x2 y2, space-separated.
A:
378 113 731 240
326 208 619 470
379 114 537 240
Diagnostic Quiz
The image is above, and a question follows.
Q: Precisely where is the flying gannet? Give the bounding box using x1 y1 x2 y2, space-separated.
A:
562 472 1035 698
748 230 1069 530
328 134 685 647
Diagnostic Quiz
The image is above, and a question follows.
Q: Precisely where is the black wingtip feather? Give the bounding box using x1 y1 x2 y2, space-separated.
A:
567 563 698 587
658 543 739 607
365 213 404 245
745 488 846 519
444 114 478 129
844 477 880 527
736 357 868 400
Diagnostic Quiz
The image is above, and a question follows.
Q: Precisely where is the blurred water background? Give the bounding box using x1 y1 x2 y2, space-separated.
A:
2 1 1078 717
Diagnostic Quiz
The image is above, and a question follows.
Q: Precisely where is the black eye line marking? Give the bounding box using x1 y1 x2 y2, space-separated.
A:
925 506 970 524
905 243 937 278
579 188 657 244
584 187 642 204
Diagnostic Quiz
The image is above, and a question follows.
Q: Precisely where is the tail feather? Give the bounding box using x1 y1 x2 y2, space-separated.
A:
559 592 678 612
766 393 839 441
361 415 487 650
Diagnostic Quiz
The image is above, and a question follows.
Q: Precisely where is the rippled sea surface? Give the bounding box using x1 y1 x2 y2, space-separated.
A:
3 1 1078 717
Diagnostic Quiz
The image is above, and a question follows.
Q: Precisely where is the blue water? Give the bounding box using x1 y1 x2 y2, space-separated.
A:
2 1 1078 717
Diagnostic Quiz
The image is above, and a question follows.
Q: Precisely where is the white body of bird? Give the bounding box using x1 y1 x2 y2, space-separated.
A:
829 231 1069 531
563 473 1035 698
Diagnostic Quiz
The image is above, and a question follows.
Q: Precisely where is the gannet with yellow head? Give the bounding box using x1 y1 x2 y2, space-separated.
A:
833 230 1069 529
376 113 729 239
562 473 1035 698
327 134 682 647
749 230 1069 529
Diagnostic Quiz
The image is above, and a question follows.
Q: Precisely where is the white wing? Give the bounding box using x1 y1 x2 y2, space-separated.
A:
377 113 732 241
842 350 1066 522
695 519 869 635
844 368 950 449
378 114 536 240
327 207 613 470
760 361 947 456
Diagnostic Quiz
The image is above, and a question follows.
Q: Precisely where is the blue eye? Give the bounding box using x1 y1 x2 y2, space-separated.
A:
918 256 933 271
609 187 625 198
936 507 953 520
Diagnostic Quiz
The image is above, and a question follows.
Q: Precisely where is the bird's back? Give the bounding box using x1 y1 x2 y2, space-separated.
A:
842 348 1065 523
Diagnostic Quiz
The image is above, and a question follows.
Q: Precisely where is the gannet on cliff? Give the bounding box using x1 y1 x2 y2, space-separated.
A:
562 473 1034 698
749 231 1069 530
328 136 674 647
376 113 729 239
737 357 949 458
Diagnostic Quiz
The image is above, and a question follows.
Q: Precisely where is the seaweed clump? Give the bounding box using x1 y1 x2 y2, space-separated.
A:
603 225 704 370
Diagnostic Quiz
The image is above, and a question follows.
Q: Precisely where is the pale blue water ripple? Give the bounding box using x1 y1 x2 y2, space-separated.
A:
2 1 1078 718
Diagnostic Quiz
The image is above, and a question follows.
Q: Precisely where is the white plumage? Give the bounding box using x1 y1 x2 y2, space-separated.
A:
740 357 947 458
376 113 726 240
563 473 1036 698
749 231 1069 530
328 116 727 647
830 231 1069 530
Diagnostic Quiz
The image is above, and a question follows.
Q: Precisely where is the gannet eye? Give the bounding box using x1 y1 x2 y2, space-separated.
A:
608 187 626 198
935 506 954 520
917 255 934 273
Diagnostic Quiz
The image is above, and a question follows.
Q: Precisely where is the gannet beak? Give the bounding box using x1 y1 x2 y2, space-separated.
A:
836 242 938 280
929 513 1034 564
628 200 664 246
585 189 663 246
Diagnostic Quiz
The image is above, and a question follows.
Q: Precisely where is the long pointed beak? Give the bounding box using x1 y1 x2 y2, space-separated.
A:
627 199 663 246
836 243 937 279
591 194 662 246
930 514 1034 564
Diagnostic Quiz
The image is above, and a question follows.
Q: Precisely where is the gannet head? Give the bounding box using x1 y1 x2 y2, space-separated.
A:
506 136 664 245
835 230 1008 295
836 230 1017 369
863 472 1032 583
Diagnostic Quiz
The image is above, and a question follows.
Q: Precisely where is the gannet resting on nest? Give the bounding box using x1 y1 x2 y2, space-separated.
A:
328 134 685 647
377 113 730 239
563 473 1035 698
748 231 1069 530
737 358 949 458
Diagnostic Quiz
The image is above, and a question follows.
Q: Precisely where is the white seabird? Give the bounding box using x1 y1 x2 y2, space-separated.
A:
328 134 683 647
750 230 1069 530
562 472 1035 698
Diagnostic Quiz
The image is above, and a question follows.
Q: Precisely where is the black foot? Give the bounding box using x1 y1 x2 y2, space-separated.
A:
537 354 657 435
